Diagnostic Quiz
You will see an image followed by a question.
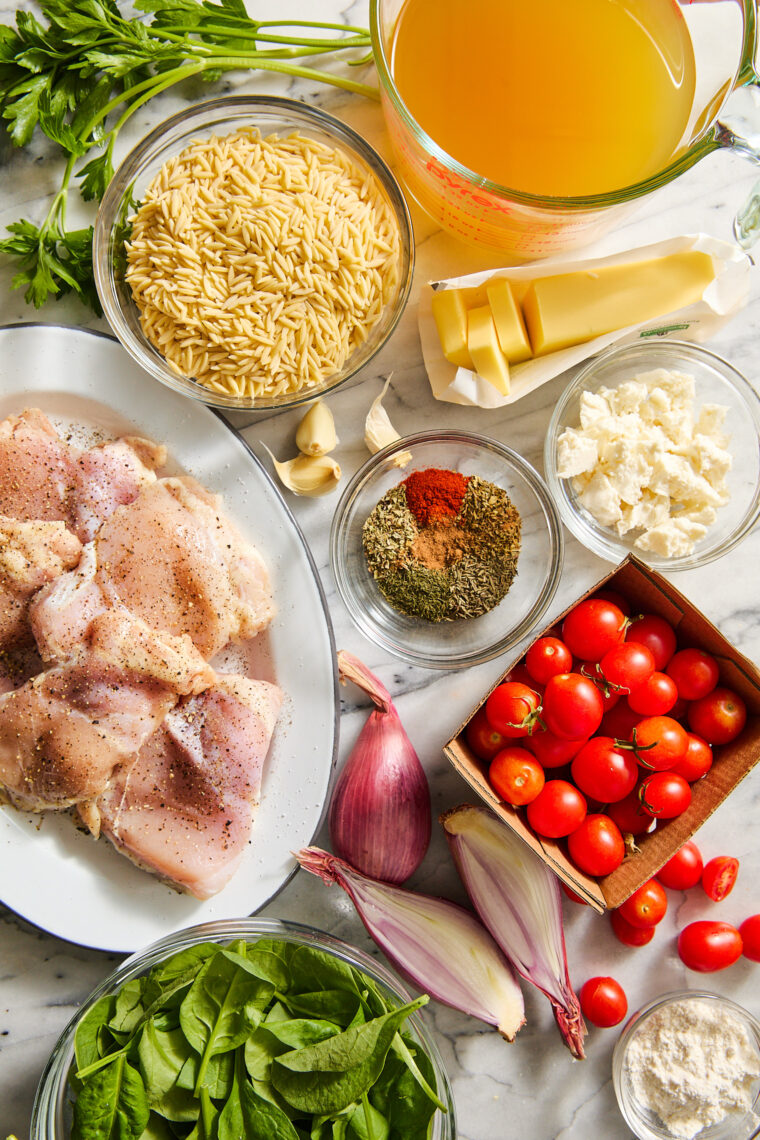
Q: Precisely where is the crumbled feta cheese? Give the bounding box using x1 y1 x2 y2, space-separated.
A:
556 368 731 557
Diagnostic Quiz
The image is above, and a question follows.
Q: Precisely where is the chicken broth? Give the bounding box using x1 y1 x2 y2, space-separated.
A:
389 0 696 197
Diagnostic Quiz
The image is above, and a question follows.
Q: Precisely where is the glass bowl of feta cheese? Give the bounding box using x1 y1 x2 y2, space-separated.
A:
544 341 760 569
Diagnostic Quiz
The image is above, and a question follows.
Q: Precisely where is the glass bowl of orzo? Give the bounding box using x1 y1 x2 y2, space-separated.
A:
93 96 414 410
330 429 564 669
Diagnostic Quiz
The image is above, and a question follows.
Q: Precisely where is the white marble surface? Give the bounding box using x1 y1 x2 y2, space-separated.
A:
1 3 760 1137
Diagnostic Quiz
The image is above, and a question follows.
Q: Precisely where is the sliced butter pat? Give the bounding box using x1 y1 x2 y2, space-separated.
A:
467 306 510 395
522 250 716 356
486 279 532 363
431 288 472 368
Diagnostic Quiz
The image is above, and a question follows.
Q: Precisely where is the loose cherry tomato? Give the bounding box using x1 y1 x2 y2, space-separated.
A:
599 642 655 695
579 976 628 1028
656 840 703 890
525 637 573 685
592 589 631 615
568 815 625 876
562 599 627 662
687 687 747 746
739 915 760 962
638 771 692 819
617 879 668 928
666 648 720 701
701 855 739 902
506 662 544 694
526 729 588 769
625 613 677 671
606 790 655 837
485 682 541 738
631 715 688 771
543 673 604 740
610 909 656 947
570 737 638 803
526 780 587 839
677 921 743 972
670 732 713 783
489 748 545 806
627 672 678 716
600 699 641 742
465 706 511 761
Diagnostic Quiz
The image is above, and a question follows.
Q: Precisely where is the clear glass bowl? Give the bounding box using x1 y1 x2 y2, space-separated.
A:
93 96 414 412
544 340 760 570
31 918 456 1139
330 430 564 669
612 990 760 1140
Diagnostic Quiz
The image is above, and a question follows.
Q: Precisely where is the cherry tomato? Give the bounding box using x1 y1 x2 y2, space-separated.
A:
656 840 703 890
543 673 604 740
687 687 747 746
561 882 588 905
525 637 573 685
526 730 588 769
489 748 545 806
506 662 544 693
570 737 638 803
677 921 743 972
526 780 587 839
592 589 631 615
485 682 541 738
670 732 713 783
627 672 678 716
599 642 655 695
610 909 656 947
739 915 760 962
600 699 641 742
465 706 511 761
567 815 625 876
701 855 739 902
625 613 677 671
577 663 621 712
606 790 655 837
666 648 720 701
579 976 628 1028
631 715 688 771
562 599 627 662
639 771 692 819
669 695 689 723
617 879 668 928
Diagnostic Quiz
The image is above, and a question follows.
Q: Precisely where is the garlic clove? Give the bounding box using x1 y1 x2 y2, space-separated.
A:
295 399 338 457
263 444 341 496
364 376 412 467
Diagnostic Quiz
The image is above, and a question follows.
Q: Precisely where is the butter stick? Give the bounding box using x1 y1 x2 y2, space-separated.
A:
487 279 532 363
522 250 716 356
431 288 473 368
467 306 510 394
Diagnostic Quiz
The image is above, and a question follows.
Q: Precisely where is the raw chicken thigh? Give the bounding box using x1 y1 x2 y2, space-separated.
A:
0 516 82 648
87 675 282 898
32 477 275 662
0 611 214 812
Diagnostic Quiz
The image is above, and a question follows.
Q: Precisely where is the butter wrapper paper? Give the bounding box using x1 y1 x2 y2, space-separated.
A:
418 234 751 409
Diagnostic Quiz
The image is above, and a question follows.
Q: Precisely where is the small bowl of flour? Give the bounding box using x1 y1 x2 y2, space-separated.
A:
613 991 760 1140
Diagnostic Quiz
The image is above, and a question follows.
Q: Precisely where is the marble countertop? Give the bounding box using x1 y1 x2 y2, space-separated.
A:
2 2 760 1137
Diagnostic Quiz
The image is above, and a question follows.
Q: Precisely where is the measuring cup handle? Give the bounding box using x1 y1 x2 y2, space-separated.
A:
717 76 760 247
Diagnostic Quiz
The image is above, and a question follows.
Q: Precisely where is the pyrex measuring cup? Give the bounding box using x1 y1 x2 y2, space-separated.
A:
371 0 760 258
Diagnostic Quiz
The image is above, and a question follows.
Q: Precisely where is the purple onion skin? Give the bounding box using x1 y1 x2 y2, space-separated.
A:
329 653 431 883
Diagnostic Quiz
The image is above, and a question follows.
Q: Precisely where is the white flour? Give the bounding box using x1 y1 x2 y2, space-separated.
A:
626 998 760 1139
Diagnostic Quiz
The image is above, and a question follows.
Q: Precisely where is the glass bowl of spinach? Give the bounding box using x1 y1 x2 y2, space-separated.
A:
31 918 455 1140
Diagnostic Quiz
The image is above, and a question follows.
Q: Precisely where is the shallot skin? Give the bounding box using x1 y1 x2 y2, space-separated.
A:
329 651 431 883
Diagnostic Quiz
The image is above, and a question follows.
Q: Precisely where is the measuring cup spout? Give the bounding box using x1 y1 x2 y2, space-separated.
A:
717 74 760 247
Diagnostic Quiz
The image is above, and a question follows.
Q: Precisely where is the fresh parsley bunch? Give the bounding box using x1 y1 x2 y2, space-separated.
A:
0 0 375 313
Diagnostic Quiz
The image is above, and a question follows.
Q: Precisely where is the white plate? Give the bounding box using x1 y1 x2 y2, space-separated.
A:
0 324 338 953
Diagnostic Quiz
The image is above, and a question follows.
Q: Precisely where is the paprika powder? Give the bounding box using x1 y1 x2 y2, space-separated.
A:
403 468 469 526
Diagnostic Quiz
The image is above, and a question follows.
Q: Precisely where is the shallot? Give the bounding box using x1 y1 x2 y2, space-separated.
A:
296 846 525 1041
329 651 431 883
442 803 587 1059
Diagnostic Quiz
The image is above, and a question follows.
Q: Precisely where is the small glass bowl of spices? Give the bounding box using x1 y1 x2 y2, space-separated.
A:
330 430 563 669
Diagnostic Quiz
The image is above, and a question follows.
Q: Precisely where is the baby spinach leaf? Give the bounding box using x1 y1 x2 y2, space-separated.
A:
284 991 361 1027
149 944 218 988
347 1096 389 1140
271 998 427 1116
139 1113 176 1139
390 1033 445 1111
218 1061 300 1140
177 1049 234 1100
186 1089 219 1140
138 1021 193 1103
71 1055 149 1140
266 1018 341 1052
74 995 117 1074
110 978 149 1035
377 1041 439 1139
286 947 363 998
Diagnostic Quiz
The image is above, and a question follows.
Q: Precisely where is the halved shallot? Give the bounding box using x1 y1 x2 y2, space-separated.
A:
442 803 586 1059
296 846 525 1041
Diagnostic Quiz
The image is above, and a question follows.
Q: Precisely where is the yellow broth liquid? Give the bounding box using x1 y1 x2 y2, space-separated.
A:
389 0 696 197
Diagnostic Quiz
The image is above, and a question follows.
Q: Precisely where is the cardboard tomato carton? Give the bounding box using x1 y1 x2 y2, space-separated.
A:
443 555 760 912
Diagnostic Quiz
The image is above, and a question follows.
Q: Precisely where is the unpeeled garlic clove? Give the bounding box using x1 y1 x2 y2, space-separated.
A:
364 376 412 467
263 444 341 497
295 399 338 456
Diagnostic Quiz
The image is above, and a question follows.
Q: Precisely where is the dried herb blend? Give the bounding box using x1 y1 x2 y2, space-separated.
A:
363 467 522 621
